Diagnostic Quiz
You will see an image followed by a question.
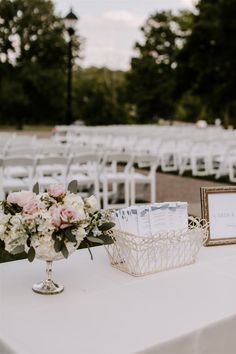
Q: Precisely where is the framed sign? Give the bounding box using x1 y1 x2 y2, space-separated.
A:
201 186 236 246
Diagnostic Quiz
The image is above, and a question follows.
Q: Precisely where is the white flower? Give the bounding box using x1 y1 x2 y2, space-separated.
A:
84 195 99 213
72 227 86 243
0 224 6 235
0 187 108 262
0 213 11 226
92 226 102 237
64 193 84 207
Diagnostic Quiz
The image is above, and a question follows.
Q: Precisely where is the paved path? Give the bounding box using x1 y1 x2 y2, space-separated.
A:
156 172 228 217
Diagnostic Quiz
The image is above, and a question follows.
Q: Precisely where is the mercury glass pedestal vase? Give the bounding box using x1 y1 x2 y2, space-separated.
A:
32 261 64 295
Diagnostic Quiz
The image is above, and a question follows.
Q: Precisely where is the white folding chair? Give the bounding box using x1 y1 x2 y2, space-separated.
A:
0 157 35 198
35 156 68 191
67 153 101 205
3 148 37 179
99 153 133 209
130 155 158 204
160 140 178 172
191 142 210 176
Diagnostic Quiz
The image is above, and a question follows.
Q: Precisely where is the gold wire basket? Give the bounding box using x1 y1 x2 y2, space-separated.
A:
105 217 208 276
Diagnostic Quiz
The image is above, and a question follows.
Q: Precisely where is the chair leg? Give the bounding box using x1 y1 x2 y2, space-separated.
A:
124 180 130 207
151 177 156 203
94 179 101 209
102 179 108 209
131 179 135 205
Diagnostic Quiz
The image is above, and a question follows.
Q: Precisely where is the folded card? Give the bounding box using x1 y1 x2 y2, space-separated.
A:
113 202 188 237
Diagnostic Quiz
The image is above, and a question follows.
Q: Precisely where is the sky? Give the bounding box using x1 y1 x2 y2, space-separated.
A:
54 0 196 70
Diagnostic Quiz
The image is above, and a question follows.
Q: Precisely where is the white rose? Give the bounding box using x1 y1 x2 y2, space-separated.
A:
73 227 86 243
0 213 11 225
76 207 86 221
85 195 99 213
64 194 84 207
0 224 6 235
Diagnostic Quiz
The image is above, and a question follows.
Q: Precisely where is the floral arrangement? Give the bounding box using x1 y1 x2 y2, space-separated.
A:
0 181 114 262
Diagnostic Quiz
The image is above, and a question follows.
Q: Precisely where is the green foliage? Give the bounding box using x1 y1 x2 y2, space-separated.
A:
72 67 130 125
0 0 79 128
176 0 236 126
175 92 210 122
1 0 235 128
33 183 39 195
67 180 78 194
27 246 35 262
127 10 193 123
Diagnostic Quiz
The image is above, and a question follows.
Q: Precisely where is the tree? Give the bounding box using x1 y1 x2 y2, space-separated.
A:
0 0 80 128
73 67 130 125
126 10 193 123
176 0 236 127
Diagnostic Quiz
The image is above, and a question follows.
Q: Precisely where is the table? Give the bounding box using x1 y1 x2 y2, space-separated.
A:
1 245 236 354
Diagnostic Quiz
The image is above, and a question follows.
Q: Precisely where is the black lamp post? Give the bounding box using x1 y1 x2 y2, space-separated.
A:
64 8 78 125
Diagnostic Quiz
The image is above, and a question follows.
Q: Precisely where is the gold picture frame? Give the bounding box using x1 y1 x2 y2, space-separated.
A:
201 186 236 246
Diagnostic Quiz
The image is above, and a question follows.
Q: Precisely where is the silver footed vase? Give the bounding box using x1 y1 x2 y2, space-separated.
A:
32 260 64 295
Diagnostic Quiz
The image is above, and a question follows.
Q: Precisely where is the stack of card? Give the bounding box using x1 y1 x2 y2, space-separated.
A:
112 202 188 237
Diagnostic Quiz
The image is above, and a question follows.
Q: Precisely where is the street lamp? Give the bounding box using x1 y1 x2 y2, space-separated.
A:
64 8 78 125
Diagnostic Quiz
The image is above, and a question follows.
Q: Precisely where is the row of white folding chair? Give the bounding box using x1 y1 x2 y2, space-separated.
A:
0 155 99 202
99 153 159 209
2 145 97 158
0 153 159 208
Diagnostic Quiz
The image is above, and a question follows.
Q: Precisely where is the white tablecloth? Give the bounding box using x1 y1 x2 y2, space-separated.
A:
1 245 236 354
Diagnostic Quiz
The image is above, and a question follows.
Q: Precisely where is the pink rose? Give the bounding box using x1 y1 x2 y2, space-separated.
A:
7 191 38 215
51 206 79 229
48 184 66 199
23 199 39 215
60 207 79 229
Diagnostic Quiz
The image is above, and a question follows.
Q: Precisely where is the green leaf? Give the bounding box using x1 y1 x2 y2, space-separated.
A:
64 228 77 243
0 239 5 249
27 247 35 262
11 245 25 255
68 180 78 194
33 182 39 195
52 232 57 241
54 238 62 253
2 201 22 215
61 242 69 259
86 236 104 244
86 242 93 260
98 222 115 232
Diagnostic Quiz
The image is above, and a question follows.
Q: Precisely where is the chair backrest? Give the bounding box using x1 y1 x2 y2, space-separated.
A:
101 153 134 174
69 145 95 156
35 157 69 182
5 147 36 158
1 157 35 190
41 145 68 157
36 156 68 166
2 157 35 167
133 155 159 172
71 153 101 165
68 153 101 177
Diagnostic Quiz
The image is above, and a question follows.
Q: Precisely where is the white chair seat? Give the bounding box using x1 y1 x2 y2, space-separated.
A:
4 166 28 178
131 172 151 181
3 178 28 191
37 165 65 176
36 176 59 188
